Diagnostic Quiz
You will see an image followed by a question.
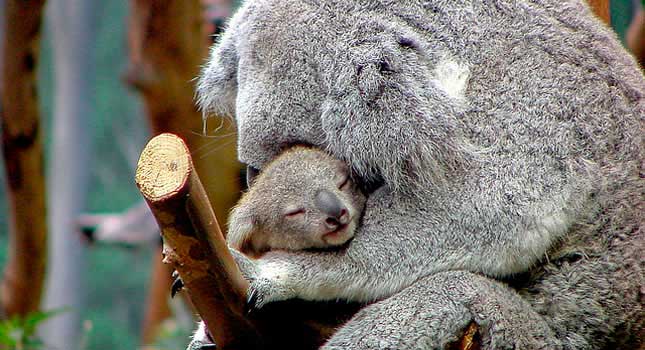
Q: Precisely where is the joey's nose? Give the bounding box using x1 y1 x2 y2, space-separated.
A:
315 190 344 218
315 190 349 228
324 209 349 230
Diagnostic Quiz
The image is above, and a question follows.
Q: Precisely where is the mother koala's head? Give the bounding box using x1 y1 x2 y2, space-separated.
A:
197 0 473 194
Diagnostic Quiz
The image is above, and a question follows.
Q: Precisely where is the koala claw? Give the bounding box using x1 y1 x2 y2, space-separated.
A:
245 277 296 311
245 287 262 314
171 274 184 298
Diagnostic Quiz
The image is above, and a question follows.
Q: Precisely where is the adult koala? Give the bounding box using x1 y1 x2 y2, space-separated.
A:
192 0 644 349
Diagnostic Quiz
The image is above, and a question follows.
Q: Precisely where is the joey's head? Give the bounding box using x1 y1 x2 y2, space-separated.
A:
227 146 366 257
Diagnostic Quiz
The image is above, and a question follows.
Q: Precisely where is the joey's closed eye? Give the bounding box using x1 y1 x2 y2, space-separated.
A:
338 174 350 190
285 208 305 217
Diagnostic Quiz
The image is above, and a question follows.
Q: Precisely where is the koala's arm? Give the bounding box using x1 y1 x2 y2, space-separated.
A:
244 156 590 308
244 185 437 306
323 270 561 350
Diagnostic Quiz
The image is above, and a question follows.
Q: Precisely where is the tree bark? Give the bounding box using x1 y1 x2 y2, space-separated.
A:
0 0 48 319
136 133 261 349
39 0 98 348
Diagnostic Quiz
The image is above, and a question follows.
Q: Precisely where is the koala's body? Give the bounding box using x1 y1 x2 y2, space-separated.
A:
227 146 366 257
191 0 644 349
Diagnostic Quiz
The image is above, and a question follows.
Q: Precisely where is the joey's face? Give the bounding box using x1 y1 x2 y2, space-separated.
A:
262 148 366 251
278 162 365 249
227 147 366 256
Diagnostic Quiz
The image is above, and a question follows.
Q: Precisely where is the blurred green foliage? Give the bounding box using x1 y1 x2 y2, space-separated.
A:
0 0 638 348
0 309 64 350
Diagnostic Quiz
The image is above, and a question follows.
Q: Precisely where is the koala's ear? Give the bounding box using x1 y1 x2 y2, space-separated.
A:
196 16 241 119
226 204 256 252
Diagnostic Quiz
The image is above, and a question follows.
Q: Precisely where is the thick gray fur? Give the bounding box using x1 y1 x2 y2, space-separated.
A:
191 0 644 349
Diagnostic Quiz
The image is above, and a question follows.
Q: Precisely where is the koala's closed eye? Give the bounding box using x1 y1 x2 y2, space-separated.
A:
246 165 260 187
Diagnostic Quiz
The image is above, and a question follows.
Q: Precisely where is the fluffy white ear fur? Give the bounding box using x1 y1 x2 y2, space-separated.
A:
197 42 238 120
196 7 246 121
432 57 470 101
226 206 256 252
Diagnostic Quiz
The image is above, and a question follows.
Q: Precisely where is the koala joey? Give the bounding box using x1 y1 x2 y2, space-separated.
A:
227 146 366 257
189 146 365 349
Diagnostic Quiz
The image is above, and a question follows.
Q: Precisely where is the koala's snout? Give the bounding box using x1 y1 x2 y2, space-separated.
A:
315 189 350 231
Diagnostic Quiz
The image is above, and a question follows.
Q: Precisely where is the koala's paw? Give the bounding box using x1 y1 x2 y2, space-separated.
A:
187 339 217 350
245 263 296 312
229 248 259 280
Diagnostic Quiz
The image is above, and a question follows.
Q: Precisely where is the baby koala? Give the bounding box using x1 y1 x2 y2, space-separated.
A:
227 146 366 258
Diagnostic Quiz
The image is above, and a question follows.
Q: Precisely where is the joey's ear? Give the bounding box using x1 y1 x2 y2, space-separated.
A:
226 205 256 252
196 17 240 119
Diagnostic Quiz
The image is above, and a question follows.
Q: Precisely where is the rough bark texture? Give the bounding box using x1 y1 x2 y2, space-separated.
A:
137 133 479 350
125 2 242 342
447 322 481 350
0 0 47 319
587 0 611 25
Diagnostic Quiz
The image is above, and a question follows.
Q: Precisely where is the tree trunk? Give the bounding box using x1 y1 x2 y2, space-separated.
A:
125 0 242 344
0 0 48 319
39 0 97 348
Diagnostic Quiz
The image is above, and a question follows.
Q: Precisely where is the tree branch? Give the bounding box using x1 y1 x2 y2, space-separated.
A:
136 133 260 349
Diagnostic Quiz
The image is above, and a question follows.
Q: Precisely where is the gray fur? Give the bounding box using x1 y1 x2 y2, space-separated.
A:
192 0 644 349
227 146 365 256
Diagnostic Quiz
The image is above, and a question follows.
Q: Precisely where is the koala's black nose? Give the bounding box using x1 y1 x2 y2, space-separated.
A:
315 190 349 230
